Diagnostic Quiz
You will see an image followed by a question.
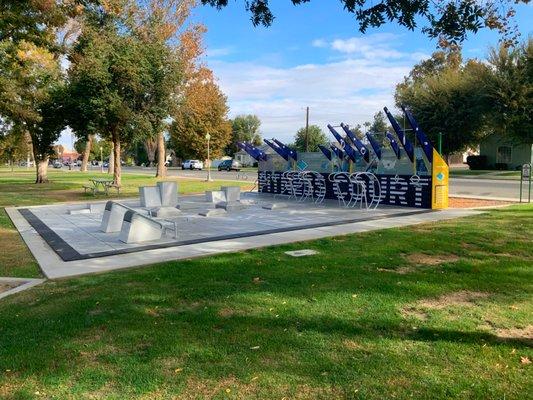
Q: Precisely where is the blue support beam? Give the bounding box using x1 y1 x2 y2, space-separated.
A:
383 107 414 163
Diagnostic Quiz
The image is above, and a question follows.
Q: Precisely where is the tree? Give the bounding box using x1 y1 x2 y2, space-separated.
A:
293 125 328 152
170 25 232 161
28 87 67 183
395 51 490 156
170 68 232 160
67 19 154 186
484 39 532 144
0 125 30 171
0 0 84 47
129 0 190 178
368 111 388 134
0 40 66 183
227 114 262 155
201 0 524 47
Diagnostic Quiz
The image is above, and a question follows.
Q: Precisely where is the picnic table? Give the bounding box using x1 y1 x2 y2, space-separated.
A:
83 178 120 196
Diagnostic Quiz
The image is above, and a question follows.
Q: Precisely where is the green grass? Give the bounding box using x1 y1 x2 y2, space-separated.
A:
450 168 522 180
0 169 252 278
0 205 531 399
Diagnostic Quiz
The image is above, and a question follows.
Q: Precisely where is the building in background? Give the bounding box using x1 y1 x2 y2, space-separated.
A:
479 134 533 170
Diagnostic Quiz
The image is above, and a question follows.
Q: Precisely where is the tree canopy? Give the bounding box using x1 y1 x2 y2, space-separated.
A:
395 39 532 156
293 125 329 152
227 114 262 155
484 39 532 144
395 51 491 156
201 0 524 46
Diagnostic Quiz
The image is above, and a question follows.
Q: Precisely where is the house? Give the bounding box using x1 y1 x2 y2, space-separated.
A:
59 150 80 164
479 134 533 170
234 144 272 166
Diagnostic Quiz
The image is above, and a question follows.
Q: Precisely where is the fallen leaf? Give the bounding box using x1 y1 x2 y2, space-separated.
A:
351 294 357 298
250 346 260 350
251 376 259 381
174 368 183 373
520 356 531 365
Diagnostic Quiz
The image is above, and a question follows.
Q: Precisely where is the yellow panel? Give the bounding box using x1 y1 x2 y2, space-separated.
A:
432 149 449 209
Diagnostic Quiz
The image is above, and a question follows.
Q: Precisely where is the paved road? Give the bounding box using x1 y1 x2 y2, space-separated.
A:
123 166 255 182
122 167 529 201
450 178 525 201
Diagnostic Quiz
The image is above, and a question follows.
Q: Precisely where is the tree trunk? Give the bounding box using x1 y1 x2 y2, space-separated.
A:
35 157 49 183
156 132 166 178
145 138 157 167
81 135 93 172
108 142 114 174
112 133 121 186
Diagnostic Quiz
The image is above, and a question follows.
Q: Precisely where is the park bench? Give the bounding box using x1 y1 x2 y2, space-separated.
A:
106 183 121 196
82 184 96 195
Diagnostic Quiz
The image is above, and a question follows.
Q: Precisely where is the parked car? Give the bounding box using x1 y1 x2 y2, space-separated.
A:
181 160 203 170
218 159 241 171
53 161 62 169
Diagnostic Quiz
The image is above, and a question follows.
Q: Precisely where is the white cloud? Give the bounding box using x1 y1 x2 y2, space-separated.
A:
204 33 431 143
312 33 429 63
311 39 327 48
206 47 233 58
209 55 414 142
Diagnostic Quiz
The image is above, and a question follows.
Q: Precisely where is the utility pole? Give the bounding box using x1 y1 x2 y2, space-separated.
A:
305 106 309 152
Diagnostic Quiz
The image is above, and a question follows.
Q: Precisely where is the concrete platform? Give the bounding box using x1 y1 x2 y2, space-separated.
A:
6 193 483 279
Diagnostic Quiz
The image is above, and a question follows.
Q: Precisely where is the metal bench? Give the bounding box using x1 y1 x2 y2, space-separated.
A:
82 184 96 195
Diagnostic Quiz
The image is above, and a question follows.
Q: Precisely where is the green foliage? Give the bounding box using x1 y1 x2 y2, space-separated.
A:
293 125 329 152
74 136 113 161
227 114 262 155
0 38 65 181
201 0 524 46
483 39 533 144
0 0 85 50
368 111 388 134
0 129 29 165
395 50 491 155
396 40 532 154
67 22 149 144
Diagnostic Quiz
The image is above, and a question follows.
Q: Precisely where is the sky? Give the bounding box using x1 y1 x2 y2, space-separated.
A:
58 1 533 148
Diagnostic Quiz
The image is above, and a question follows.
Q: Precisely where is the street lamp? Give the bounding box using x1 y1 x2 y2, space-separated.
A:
100 146 104 173
205 133 212 182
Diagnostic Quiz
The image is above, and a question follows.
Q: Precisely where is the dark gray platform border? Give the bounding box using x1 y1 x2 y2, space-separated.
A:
18 208 433 262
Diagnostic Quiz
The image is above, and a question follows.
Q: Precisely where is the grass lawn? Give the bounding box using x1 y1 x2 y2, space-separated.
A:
449 168 522 180
0 201 531 399
0 168 252 278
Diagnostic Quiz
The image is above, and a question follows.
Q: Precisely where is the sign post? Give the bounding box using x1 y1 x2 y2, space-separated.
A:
520 163 531 203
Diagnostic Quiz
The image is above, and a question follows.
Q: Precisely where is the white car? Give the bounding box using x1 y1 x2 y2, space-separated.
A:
181 160 203 170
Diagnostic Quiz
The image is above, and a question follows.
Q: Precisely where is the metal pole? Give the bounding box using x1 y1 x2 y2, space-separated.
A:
100 147 103 173
527 164 533 203
206 135 212 182
305 107 309 152
438 132 443 154
520 173 523 203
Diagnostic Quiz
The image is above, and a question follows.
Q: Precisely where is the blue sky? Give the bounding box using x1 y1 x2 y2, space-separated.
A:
59 1 532 147
192 1 532 144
